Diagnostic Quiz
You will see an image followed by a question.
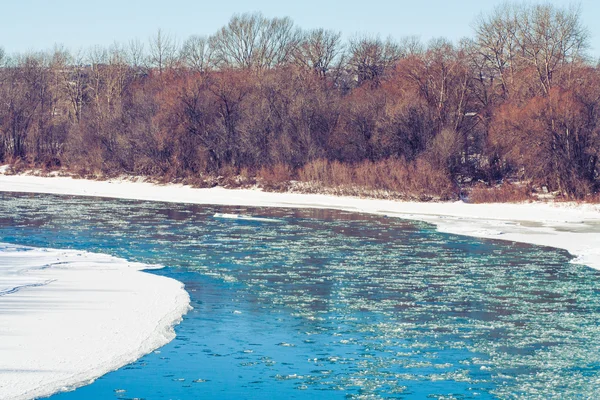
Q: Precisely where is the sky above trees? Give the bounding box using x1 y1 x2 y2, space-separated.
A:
4 0 600 58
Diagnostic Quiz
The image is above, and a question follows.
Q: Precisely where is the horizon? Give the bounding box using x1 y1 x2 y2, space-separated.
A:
3 0 600 59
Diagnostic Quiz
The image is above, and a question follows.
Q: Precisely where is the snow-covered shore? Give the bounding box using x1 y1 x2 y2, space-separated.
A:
1 173 599 271
0 243 190 400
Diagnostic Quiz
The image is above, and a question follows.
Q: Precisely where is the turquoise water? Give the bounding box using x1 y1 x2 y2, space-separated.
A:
1 193 600 399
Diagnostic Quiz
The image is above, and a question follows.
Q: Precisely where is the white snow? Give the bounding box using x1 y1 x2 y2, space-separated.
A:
0 243 190 400
213 212 282 222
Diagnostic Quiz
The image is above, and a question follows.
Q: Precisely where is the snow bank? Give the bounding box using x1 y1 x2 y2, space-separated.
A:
0 173 598 270
0 243 190 400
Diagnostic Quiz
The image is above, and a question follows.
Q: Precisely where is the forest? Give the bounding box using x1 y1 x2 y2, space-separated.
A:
0 2 598 201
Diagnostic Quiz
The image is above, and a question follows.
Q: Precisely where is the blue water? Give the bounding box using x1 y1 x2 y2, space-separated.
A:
1 193 600 399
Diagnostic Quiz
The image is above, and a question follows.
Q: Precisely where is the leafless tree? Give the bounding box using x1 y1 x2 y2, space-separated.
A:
0 47 6 68
148 29 179 74
348 35 402 85
473 2 520 98
127 38 146 72
474 2 589 97
257 15 300 69
87 44 130 117
209 12 300 70
180 35 212 72
294 28 344 77
0 53 54 160
399 35 424 56
50 48 88 124
516 3 589 94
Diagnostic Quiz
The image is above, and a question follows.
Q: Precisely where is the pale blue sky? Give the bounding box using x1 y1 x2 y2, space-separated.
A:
3 0 599 58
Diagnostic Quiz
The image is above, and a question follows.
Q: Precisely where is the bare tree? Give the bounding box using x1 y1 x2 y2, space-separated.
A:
148 29 178 74
127 38 146 73
180 35 211 72
474 2 589 97
87 45 108 112
256 15 300 69
51 48 88 124
399 35 424 56
516 3 589 94
209 13 260 69
106 43 131 103
209 12 300 70
348 35 402 86
0 53 55 161
87 43 131 117
294 28 344 77
473 2 520 98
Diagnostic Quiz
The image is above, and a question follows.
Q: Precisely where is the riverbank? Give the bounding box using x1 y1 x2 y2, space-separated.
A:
0 243 190 400
1 173 599 270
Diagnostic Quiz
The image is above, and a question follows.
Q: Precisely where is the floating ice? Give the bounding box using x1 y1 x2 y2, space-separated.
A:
213 213 282 223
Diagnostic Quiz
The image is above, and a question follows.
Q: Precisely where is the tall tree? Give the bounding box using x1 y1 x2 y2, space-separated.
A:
209 13 300 70
293 29 344 78
180 35 212 73
348 35 402 86
148 29 178 74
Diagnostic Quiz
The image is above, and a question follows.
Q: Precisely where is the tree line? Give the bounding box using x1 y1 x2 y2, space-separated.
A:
1 2 598 200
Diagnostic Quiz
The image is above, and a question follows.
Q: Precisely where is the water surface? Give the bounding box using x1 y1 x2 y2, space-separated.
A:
0 193 599 399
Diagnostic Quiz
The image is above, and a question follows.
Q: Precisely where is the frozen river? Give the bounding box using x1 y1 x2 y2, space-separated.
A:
1 193 599 398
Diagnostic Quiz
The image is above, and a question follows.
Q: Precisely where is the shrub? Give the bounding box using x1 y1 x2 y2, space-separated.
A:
258 163 293 191
298 158 457 200
468 182 532 203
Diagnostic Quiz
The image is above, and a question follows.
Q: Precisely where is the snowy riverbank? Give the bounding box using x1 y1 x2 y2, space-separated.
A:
0 243 190 400
1 173 599 271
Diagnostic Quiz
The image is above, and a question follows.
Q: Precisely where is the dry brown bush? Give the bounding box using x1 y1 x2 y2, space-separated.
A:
468 183 532 203
409 159 457 201
258 163 293 191
585 193 600 203
329 161 354 186
6 158 28 175
298 159 331 183
298 158 457 200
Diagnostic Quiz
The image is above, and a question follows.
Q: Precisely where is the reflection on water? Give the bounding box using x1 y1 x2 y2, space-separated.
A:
1 193 600 399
